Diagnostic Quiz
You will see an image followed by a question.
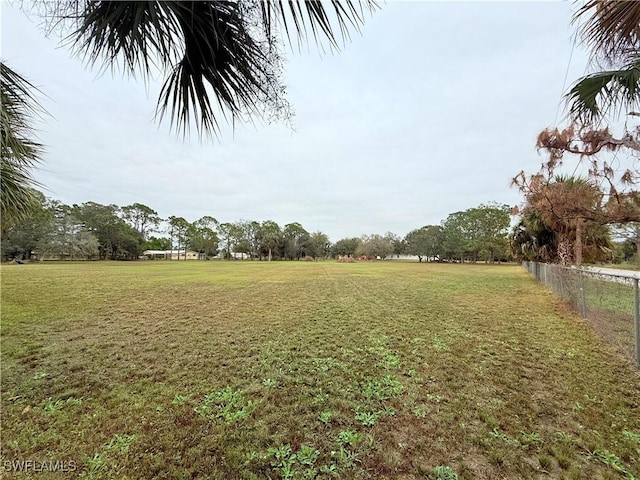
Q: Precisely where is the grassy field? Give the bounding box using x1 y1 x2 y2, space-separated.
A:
2 261 639 479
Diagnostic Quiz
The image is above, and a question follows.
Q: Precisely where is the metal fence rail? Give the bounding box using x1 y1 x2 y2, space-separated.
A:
522 262 640 368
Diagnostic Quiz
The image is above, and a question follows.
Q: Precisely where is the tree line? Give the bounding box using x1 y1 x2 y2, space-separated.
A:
1 192 513 263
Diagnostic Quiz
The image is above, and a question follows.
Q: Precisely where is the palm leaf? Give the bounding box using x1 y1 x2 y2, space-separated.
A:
566 56 640 123
69 0 376 138
0 62 43 225
575 1 640 66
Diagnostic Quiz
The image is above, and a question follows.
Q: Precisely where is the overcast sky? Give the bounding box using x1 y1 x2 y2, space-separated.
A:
2 1 591 242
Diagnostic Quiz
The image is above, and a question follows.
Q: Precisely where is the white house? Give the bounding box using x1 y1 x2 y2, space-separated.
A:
143 249 205 260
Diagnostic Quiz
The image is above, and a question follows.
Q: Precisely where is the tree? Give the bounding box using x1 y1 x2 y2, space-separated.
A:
528 4 640 222
73 202 143 260
512 175 614 265
307 231 331 260
566 2 640 124
142 236 171 251
611 223 640 265
0 63 44 226
33 1 375 137
509 210 556 263
283 222 309 260
216 222 235 260
332 237 360 258
186 217 219 259
404 225 442 262
167 216 190 259
385 232 405 257
356 234 393 259
440 203 510 263
1 190 52 260
259 220 282 261
4 2 375 221
440 212 468 262
121 203 161 240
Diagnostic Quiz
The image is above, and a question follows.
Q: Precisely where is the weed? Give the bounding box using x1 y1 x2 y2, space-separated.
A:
622 430 640 455
172 394 190 405
297 445 320 466
538 454 553 471
80 453 107 479
412 406 427 418
590 449 634 477
519 432 542 449
355 410 379 427
490 428 520 447
362 375 404 401
319 411 332 425
268 444 320 479
555 431 575 444
337 430 363 447
432 335 450 352
195 387 254 422
32 371 48 380
262 378 278 388
43 396 82 414
433 464 458 480
106 433 136 454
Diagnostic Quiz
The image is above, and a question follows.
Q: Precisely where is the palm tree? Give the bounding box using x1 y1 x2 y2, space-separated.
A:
2 1 376 222
568 1 640 122
1 62 44 227
51 1 376 137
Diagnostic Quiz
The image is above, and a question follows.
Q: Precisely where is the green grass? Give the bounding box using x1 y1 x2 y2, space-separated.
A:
2 261 640 479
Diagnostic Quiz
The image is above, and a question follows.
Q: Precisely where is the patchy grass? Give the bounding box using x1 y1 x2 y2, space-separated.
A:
2 261 639 479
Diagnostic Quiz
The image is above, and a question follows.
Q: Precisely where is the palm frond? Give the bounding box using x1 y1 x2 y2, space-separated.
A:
566 56 640 123
261 0 375 50
0 62 44 224
66 1 375 138
70 1 181 76
575 1 640 66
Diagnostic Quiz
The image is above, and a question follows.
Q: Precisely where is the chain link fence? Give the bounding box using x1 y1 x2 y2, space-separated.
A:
522 262 640 368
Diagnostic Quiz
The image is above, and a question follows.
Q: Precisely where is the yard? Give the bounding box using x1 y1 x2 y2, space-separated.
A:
1 261 639 479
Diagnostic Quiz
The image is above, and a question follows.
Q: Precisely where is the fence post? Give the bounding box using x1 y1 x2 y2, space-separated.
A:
635 278 640 368
578 270 587 317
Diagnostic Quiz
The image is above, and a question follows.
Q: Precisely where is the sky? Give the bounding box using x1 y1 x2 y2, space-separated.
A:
1 1 593 242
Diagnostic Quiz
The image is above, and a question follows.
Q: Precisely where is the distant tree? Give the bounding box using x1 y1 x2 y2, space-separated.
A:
73 202 142 260
611 223 640 265
187 217 219 258
384 232 404 257
216 222 235 259
440 212 468 262
332 237 360 258
307 231 331 260
283 222 309 260
259 220 282 261
356 234 393 259
167 216 191 260
142 236 171 251
441 203 511 263
1 190 52 260
404 225 443 262
121 203 161 240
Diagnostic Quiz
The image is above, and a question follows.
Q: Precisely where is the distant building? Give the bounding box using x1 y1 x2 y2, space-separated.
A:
143 250 205 260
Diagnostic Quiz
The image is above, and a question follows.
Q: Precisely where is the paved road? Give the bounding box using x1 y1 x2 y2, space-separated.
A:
581 266 640 280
